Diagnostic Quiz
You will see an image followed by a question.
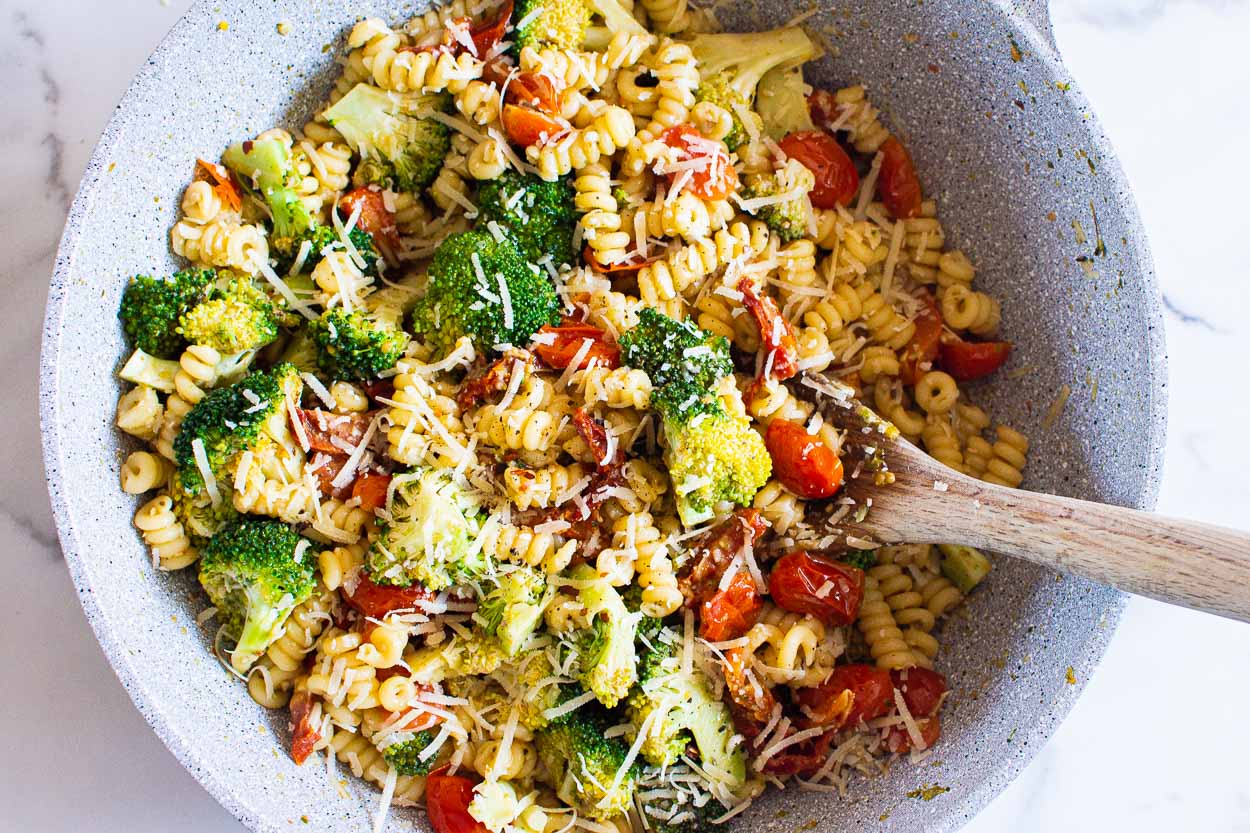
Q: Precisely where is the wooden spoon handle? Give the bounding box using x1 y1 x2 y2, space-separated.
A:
896 477 1250 622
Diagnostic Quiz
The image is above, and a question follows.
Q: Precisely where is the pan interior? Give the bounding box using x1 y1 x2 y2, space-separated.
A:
42 1 1163 831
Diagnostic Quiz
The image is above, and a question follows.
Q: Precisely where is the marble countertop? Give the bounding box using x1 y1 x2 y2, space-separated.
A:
4 0 1249 831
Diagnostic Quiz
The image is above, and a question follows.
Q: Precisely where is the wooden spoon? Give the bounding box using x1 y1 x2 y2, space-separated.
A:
795 373 1250 623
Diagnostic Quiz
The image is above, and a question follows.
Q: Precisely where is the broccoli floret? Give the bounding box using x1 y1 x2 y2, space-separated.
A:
300 223 381 277
222 137 314 259
307 307 409 381
509 651 581 730
741 157 816 243
173 363 303 495
119 269 216 358
169 469 238 544
410 231 561 357
690 27 818 150
619 309 732 422
535 701 641 821
475 566 553 656
567 565 639 708
476 171 577 266
512 0 646 52
408 628 510 683
366 468 486 589
619 310 766 525
381 730 441 776
119 349 182 393
197 518 316 672
278 328 320 375
453 630 511 676
179 275 281 353
756 64 816 140
664 406 771 527
840 549 877 571
324 83 450 192
621 584 663 641
513 0 591 51
222 139 382 274
627 628 746 784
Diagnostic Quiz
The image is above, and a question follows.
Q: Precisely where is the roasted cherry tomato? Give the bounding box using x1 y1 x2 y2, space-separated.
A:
885 715 942 754
699 570 764 642
195 159 242 212
307 454 351 499
764 419 844 499
759 728 837 776
798 664 893 728
294 408 373 455
778 130 859 208
340 187 400 253
483 60 560 114
502 104 565 146
889 667 947 718
678 509 769 608
426 773 489 833
939 339 1012 381
511 71 560 114
738 278 799 381
878 136 923 219
899 292 943 386
289 688 321 765
723 646 779 725
533 323 620 370
659 124 738 201
469 0 511 58
768 550 865 626
343 573 434 620
351 473 392 513
571 407 619 468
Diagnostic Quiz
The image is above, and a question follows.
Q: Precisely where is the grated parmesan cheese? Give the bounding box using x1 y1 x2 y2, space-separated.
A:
330 415 379 490
301 373 336 410
191 438 221 506
855 152 883 219
542 689 597 721
754 726 828 770
257 260 317 320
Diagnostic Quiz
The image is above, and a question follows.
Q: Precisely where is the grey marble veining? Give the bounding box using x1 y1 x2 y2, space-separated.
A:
4 0 1249 832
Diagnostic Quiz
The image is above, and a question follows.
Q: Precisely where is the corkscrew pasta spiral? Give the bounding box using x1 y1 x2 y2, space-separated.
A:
832 85 891 153
180 180 224 224
116 385 164 440
120 451 170 495
503 462 587 510
134 494 196 571
170 217 267 272
484 524 576 573
941 283 1001 337
575 162 631 264
173 344 222 404
857 574 919 670
526 104 636 181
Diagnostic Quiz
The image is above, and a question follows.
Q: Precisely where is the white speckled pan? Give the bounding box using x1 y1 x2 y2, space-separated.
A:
39 1 1167 831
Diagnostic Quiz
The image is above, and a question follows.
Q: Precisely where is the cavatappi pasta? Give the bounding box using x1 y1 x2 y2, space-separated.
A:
112 4 1020 831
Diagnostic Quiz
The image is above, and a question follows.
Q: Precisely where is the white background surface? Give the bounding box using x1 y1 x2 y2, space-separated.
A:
3 0 1249 831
